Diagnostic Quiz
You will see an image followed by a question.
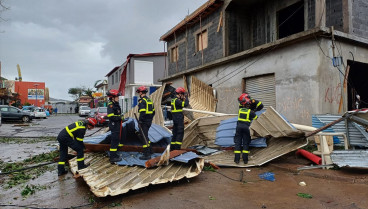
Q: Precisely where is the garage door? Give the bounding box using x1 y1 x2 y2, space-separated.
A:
245 74 276 108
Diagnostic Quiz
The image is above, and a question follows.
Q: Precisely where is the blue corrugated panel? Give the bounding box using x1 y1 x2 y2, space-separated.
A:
215 115 267 147
83 118 172 147
171 152 200 163
312 115 341 144
114 152 161 167
189 145 220 155
132 96 138 107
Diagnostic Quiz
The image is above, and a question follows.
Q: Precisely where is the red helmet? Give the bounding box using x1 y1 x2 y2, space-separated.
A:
86 118 97 126
136 86 148 93
238 93 251 105
175 87 186 94
107 89 121 97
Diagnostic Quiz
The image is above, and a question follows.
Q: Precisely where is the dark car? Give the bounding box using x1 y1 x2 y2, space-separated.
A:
0 105 32 122
94 107 108 126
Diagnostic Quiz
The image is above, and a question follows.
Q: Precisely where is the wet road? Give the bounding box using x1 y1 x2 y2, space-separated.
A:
0 114 96 138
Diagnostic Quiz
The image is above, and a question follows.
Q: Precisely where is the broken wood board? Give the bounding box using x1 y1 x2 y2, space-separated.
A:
69 152 204 197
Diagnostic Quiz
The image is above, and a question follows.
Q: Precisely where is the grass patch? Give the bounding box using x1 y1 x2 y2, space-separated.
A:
297 192 313 199
21 184 48 198
0 137 56 144
302 142 318 153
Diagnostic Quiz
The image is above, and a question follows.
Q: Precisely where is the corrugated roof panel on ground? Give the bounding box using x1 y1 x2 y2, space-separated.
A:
331 150 368 168
171 151 200 163
313 114 368 147
69 153 204 197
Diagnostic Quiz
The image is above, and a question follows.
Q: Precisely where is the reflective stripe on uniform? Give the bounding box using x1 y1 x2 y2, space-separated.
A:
110 148 117 152
76 137 83 141
171 141 182 145
77 157 84 161
142 98 154 114
242 150 250 153
234 150 241 154
65 121 86 139
118 144 124 147
58 162 65 165
256 101 262 108
107 113 120 117
171 98 184 113
238 108 251 122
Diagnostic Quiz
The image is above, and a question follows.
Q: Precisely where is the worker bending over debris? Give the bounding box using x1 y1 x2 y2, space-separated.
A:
107 89 124 163
234 93 258 164
57 117 97 176
170 87 189 150
239 92 264 112
136 86 155 160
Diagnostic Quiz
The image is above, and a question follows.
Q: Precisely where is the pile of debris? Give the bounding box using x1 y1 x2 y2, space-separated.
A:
68 78 368 197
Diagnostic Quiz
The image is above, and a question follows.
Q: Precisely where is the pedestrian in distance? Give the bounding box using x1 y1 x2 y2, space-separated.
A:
136 86 155 160
54 107 58 115
106 89 124 163
170 87 189 150
234 93 258 164
70 107 73 114
57 117 97 176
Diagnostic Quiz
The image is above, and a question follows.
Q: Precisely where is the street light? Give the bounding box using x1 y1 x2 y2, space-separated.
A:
34 84 39 107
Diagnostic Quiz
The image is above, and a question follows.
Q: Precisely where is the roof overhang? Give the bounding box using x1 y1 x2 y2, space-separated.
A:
160 0 224 42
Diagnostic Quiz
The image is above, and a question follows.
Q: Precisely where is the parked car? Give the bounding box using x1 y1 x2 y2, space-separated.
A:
78 106 91 117
0 111 2 126
89 108 97 118
33 107 47 119
22 106 36 119
0 105 32 122
94 107 108 126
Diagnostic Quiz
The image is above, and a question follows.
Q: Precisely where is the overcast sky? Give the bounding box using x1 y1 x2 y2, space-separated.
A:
0 0 207 100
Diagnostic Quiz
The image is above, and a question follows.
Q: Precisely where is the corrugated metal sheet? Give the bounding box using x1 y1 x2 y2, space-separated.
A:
312 114 368 147
181 107 307 167
205 137 307 167
124 84 166 127
250 106 304 138
331 150 368 168
186 76 217 122
245 74 276 109
69 153 204 197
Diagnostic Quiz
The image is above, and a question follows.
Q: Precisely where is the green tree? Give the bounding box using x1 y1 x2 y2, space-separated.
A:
83 87 95 108
68 87 84 101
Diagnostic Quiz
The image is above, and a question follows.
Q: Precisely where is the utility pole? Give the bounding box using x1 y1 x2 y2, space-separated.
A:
34 84 39 107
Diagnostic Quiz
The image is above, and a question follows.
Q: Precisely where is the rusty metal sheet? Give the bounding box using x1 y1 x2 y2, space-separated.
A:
69 153 204 197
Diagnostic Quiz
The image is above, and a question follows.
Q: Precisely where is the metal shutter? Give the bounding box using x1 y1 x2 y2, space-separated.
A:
245 74 276 108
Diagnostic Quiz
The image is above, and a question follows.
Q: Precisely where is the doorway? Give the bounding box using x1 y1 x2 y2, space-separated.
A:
347 60 368 110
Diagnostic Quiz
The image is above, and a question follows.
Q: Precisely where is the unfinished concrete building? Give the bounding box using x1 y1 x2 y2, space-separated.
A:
159 0 368 125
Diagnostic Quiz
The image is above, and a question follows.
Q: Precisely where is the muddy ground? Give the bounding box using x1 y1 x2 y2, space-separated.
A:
1 116 368 209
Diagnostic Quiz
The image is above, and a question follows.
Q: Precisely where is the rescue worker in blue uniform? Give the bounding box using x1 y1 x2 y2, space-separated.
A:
57 117 97 176
136 86 155 160
170 87 189 150
107 89 123 163
234 93 258 164
239 92 264 112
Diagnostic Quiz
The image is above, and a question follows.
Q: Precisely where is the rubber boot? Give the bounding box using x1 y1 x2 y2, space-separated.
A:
139 147 151 160
58 164 68 176
234 154 240 164
109 151 122 163
77 161 89 170
171 144 177 151
243 153 249 164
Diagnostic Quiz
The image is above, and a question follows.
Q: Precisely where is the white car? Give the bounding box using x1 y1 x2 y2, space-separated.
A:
33 107 47 119
79 106 91 117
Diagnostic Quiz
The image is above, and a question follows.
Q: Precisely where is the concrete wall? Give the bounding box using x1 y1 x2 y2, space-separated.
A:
167 36 368 125
166 8 223 76
351 0 368 38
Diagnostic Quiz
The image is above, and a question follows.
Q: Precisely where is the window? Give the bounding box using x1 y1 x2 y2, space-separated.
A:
277 1 304 39
112 75 115 85
196 29 208 52
171 46 179 63
9 107 18 113
0 107 8 112
115 72 118 84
